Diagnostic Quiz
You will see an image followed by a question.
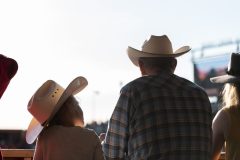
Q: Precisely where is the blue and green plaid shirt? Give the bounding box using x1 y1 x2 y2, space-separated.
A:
103 72 212 160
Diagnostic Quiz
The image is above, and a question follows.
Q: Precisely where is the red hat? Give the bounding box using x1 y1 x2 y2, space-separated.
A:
0 54 18 98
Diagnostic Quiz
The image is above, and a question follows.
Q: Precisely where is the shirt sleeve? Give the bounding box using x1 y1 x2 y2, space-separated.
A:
93 135 105 160
103 88 131 159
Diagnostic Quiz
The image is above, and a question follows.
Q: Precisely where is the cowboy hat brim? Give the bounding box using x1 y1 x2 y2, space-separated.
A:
26 118 44 144
26 76 88 144
127 46 191 66
210 74 240 84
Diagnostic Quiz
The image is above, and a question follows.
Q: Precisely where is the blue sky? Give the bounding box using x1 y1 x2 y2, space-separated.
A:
0 0 240 129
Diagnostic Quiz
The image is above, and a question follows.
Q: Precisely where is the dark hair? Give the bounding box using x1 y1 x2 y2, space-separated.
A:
139 57 177 73
48 95 84 127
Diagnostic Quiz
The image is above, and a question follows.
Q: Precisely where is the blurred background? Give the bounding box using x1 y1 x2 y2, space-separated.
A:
0 0 239 148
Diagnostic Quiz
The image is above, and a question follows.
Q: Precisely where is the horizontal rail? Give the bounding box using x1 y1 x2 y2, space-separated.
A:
0 149 226 160
1 149 34 160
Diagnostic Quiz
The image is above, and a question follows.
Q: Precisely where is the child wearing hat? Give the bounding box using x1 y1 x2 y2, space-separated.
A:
26 76 105 160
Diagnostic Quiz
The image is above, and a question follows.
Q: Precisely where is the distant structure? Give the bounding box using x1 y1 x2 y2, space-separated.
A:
191 39 240 114
0 130 34 149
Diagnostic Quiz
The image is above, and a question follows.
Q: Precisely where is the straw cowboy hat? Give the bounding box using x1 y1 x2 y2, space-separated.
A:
127 35 191 66
210 53 240 83
26 76 88 144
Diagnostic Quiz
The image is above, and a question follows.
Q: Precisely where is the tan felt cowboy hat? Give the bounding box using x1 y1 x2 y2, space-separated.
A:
210 53 240 83
127 35 191 66
26 76 88 144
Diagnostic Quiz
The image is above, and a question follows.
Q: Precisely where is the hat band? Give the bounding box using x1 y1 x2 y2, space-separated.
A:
227 69 240 76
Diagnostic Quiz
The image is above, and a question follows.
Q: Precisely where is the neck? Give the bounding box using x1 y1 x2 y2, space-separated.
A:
142 69 174 76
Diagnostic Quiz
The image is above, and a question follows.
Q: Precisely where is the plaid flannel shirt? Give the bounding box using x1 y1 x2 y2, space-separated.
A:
103 72 212 160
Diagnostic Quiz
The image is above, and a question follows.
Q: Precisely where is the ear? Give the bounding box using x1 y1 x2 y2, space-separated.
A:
138 59 146 75
172 58 177 72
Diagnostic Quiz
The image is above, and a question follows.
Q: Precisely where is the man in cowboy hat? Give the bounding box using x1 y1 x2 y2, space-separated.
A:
102 35 212 159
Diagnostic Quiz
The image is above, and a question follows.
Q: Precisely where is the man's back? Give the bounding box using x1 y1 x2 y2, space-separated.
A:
103 72 212 160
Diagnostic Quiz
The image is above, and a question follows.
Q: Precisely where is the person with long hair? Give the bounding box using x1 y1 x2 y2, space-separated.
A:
211 52 240 160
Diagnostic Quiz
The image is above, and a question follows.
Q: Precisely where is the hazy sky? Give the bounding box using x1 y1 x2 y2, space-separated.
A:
0 0 240 130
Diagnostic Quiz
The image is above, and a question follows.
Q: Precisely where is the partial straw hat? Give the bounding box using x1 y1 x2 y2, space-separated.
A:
26 76 88 144
127 35 191 66
210 53 240 83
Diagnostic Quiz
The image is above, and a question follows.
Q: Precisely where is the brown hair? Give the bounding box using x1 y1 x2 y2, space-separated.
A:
48 95 84 127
